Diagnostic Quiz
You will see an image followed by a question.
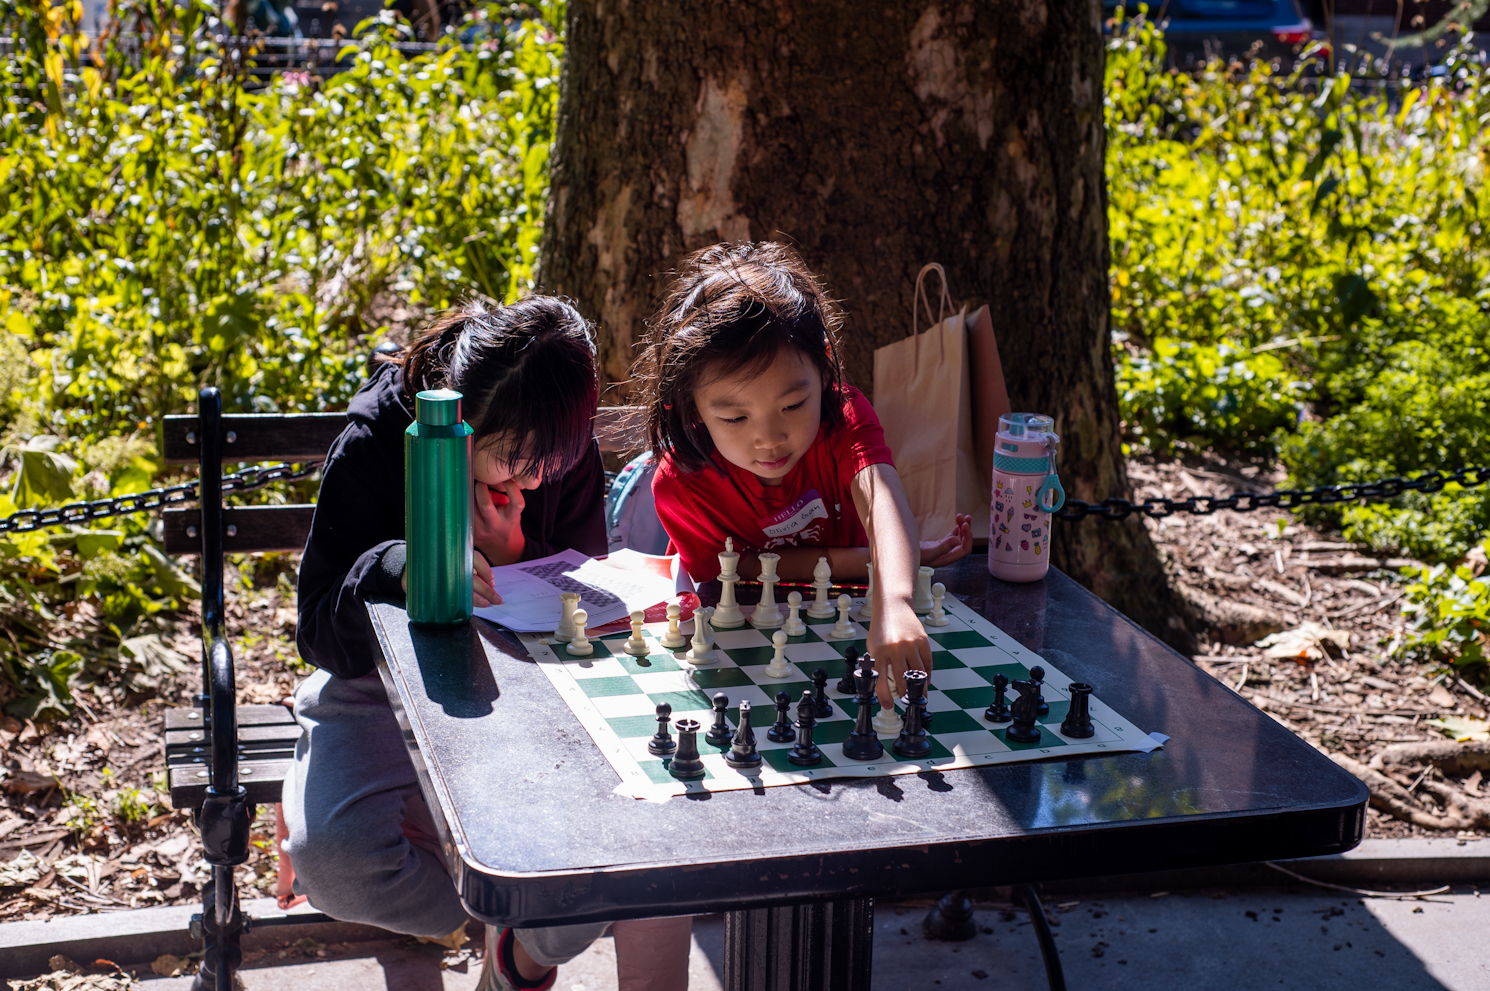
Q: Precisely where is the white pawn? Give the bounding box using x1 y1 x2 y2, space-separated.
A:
858 561 874 621
624 609 649 655
912 565 935 613
566 608 593 656
687 606 716 665
827 594 855 640
783 590 807 637
872 704 902 738
806 556 835 619
555 592 581 641
925 582 950 627
712 538 745 628
765 630 791 679
659 602 688 649
750 552 784 629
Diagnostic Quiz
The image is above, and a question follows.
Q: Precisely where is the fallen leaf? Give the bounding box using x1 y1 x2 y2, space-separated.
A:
151 954 190 977
2 769 57 794
1426 716 1490 742
1255 622 1351 661
0 849 44 886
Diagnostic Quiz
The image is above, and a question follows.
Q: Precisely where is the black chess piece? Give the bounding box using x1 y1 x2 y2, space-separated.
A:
788 691 823 766
842 659 884 761
837 646 859 695
705 693 732 747
1004 680 1042 743
812 668 834 718
669 719 706 779
1029 665 1049 716
648 701 677 755
1061 682 1095 738
767 690 796 742
983 673 1012 724
726 700 763 769
893 669 932 758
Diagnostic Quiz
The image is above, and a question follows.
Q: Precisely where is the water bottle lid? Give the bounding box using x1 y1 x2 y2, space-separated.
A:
998 412 1055 440
415 389 463 426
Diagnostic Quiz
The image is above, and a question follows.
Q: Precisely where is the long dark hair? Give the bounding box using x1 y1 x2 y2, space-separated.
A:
387 296 598 478
632 242 845 474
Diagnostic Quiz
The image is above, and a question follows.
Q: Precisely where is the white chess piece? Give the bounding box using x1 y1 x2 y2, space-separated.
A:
554 592 581 641
783 590 807 637
660 602 687 649
750 552 784 629
566 608 594 656
687 605 716 664
827 594 855 640
624 609 650 655
925 582 950 627
872 704 902 738
806 556 835 619
858 561 874 621
765 630 791 678
712 538 745 628
912 565 935 613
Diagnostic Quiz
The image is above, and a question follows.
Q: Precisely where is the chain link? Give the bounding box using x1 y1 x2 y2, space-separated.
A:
1054 465 1490 522
0 462 323 535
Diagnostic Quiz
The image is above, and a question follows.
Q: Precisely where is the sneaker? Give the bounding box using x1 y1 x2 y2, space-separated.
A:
477 925 556 991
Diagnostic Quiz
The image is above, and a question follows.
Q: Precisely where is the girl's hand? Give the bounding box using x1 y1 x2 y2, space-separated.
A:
867 598 934 708
473 549 500 608
920 513 972 568
473 479 526 567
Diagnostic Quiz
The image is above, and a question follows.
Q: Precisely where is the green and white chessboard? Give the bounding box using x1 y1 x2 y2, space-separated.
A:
516 594 1158 800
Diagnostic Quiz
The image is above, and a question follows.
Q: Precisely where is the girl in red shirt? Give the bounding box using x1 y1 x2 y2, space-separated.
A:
635 241 972 702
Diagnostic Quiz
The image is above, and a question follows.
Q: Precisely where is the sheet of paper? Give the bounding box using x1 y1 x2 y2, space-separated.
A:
473 549 679 633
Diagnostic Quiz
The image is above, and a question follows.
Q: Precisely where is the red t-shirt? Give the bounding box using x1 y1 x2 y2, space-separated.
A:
651 386 894 582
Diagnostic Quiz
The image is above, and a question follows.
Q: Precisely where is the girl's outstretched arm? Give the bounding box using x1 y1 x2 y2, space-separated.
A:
850 463 934 708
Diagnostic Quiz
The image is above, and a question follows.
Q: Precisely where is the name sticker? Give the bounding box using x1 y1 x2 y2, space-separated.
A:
760 489 830 538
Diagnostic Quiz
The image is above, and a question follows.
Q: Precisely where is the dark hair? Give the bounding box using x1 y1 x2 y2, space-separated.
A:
387 295 598 478
633 242 845 474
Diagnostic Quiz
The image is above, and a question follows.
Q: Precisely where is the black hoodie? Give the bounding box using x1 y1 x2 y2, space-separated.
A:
295 361 607 679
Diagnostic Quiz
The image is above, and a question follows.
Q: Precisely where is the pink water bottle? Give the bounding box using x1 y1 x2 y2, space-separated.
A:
988 413 1065 582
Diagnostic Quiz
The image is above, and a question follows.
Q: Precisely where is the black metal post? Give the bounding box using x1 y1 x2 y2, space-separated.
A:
723 898 873 991
1014 885 1066 991
196 388 224 713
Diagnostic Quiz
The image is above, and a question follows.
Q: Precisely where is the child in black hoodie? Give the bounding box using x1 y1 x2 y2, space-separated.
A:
285 297 693 991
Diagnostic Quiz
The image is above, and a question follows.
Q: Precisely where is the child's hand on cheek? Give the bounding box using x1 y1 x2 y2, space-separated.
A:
868 600 934 709
473 479 526 567
920 513 973 568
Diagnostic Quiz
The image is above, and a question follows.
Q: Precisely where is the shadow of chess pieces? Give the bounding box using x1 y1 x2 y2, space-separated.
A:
1029 664 1049 716
892 669 932 758
983 672 1012 723
648 702 676 756
767 690 796 743
1005 680 1042 743
1061 682 1095 738
788 691 823 765
842 658 885 761
669 719 706 779
705 693 733 747
726 700 762 769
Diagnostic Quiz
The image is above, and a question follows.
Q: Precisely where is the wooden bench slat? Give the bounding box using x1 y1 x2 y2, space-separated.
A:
169 760 291 808
161 413 347 465
165 723 302 748
163 704 295 731
163 505 315 555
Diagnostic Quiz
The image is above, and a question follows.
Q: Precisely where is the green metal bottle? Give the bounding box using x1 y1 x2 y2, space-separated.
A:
405 389 474 626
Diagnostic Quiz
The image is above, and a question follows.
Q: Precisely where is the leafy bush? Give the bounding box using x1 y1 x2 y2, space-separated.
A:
1107 11 1490 560
1396 549 1490 680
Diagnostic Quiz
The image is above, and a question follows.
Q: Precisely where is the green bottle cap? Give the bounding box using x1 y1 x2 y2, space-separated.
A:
415 389 463 426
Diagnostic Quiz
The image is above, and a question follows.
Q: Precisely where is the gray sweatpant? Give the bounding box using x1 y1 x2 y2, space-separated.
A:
280 669 609 963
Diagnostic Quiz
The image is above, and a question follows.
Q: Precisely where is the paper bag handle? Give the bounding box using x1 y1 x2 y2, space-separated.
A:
910 263 955 372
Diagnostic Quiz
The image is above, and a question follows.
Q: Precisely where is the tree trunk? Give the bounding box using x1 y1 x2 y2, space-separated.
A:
540 0 1194 647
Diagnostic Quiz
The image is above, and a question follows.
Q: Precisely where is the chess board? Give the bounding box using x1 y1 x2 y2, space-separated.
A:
515 594 1160 800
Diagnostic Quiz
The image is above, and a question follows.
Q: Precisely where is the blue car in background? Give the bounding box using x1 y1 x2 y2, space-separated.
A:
1106 0 1322 65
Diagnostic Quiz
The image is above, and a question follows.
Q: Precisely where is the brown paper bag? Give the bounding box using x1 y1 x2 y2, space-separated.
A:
966 302 1011 502
873 264 982 543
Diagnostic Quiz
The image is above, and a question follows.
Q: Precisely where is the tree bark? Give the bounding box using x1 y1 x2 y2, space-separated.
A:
540 0 1193 646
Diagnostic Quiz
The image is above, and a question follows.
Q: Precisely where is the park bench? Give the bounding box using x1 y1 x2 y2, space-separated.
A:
158 369 646 989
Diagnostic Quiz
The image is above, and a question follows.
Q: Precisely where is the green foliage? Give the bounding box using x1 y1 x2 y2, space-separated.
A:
0 0 561 715
1107 10 1490 560
1395 550 1490 679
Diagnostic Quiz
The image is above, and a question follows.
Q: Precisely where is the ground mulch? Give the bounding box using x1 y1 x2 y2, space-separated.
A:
2 453 1485 929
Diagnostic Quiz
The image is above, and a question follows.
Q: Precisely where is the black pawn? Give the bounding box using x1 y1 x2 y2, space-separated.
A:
893 669 932 758
1061 682 1095 739
842 662 884 761
788 691 823 766
705 692 732 747
669 719 706 779
812 668 834 718
767 690 796 742
1029 665 1049 716
1005 680 1042 743
726 700 763 769
837 646 859 695
983 673 1012 724
648 701 676 755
